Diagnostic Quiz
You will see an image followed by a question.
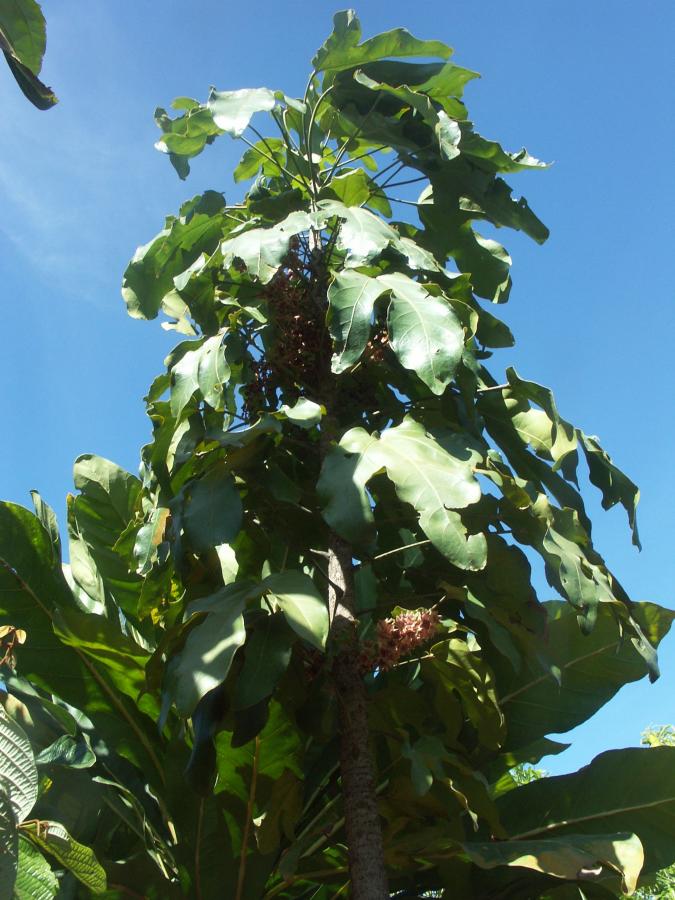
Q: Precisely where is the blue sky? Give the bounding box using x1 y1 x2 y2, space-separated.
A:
1 0 673 774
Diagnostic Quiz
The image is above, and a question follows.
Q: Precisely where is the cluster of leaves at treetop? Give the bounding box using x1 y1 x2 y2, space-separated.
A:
1 10 674 899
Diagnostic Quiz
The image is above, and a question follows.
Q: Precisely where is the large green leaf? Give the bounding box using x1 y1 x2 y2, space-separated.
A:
122 199 226 320
378 418 486 570
166 583 248 716
317 430 380 547
23 821 106 893
69 454 142 616
463 832 643 895
234 612 294 710
169 334 230 419
379 272 464 395
499 601 674 751
313 10 452 74
327 269 387 373
263 571 329 650
182 465 243 555
0 709 37 822
220 210 314 283
0 503 162 779
319 418 486 568
578 431 640 548
0 0 57 110
497 748 675 877
13 836 57 900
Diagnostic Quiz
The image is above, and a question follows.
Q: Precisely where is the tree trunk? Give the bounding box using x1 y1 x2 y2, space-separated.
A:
327 532 389 900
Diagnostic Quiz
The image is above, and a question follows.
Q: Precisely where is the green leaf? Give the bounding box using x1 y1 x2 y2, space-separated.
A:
167 583 249 716
378 418 486 570
69 455 142 616
463 832 643 895
24 821 106 893
317 429 381 547
234 137 285 182
34 734 95 770
0 708 37 822
424 636 504 749
13 836 57 900
0 0 57 110
499 601 674 751
262 571 328 650
578 431 640 549
320 200 398 266
206 87 277 136
327 270 387 373
170 334 229 418
278 397 323 428
234 612 294 710
182 466 243 555
0 0 45 74
497 747 675 878
313 10 452 74
220 210 314 283
133 506 170 576
122 201 226 320
379 272 464 395
0 790 18 896
29 491 60 563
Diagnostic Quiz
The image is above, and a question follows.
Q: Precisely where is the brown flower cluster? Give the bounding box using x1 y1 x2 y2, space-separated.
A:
358 608 440 674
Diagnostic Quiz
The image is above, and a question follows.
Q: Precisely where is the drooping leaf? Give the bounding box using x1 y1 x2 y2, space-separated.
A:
378 418 487 570
379 272 464 395
234 612 294 710
327 269 387 373
317 429 381 547
165 583 249 716
182 466 243 555
69 454 142 616
578 431 640 549
0 0 57 110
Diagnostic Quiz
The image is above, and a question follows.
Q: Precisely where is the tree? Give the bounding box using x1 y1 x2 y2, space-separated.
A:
1 9 675 899
0 0 57 109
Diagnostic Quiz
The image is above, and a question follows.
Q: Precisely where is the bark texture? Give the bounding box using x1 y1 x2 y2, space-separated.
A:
327 533 389 900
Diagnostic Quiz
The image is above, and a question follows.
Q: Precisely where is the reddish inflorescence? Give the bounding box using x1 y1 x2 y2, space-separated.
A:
358 608 440 675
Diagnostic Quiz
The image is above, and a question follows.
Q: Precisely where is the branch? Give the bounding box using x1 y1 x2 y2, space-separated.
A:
235 736 260 900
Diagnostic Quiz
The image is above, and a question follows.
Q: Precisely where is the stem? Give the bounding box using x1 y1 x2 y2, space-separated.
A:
195 799 204 900
235 736 260 900
325 529 389 899
372 539 431 561
240 133 300 190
